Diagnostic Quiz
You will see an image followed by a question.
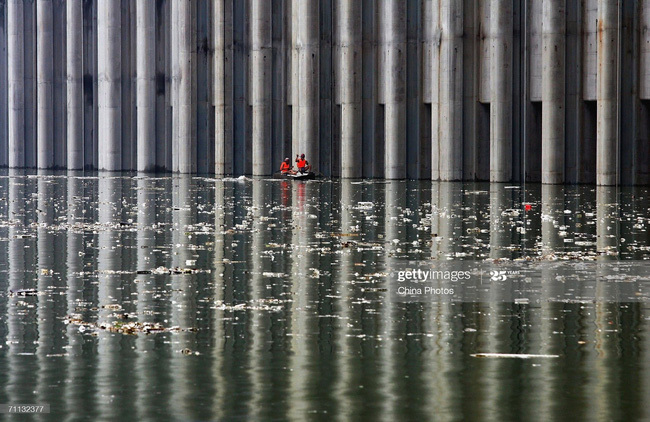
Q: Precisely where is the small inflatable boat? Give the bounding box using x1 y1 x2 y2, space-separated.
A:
273 171 316 180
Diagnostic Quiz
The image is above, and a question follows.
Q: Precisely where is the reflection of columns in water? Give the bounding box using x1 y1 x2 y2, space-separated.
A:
484 186 514 420
596 186 619 258
541 184 565 255
249 179 271 417
212 179 234 418
335 180 361 419
96 175 123 420
36 173 59 408
593 186 619 420
170 175 197 418
6 170 36 405
489 183 512 259
135 177 158 420
288 181 319 419
531 184 566 421
380 181 404 421
65 174 86 419
425 182 457 418
440 182 463 257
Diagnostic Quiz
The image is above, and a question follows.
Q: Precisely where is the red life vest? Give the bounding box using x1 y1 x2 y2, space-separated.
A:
280 162 290 172
297 159 306 168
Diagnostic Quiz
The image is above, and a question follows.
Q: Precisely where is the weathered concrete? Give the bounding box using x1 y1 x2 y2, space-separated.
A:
37 0 53 169
597 0 618 186
490 0 513 182
7 0 24 168
251 0 271 175
542 0 566 184
0 0 648 183
174 0 196 173
66 0 83 170
136 0 155 172
382 0 406 179
437 0 463 181
97 0 121 170
294 0 319 171
0 3 6 167
337 0 361 178
213 0 233 175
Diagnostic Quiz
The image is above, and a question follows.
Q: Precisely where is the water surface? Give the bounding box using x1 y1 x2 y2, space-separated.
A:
0 172 648 421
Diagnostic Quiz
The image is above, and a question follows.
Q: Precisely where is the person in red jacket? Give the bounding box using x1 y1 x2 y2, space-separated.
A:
295 154 312 173
280 157 294 174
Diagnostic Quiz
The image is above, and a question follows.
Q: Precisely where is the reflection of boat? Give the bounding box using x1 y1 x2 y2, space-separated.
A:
273 172 316 180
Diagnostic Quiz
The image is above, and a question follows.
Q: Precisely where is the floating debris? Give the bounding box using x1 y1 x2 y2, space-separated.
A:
65 316 191 336
471 353 560 359
9 289 38 297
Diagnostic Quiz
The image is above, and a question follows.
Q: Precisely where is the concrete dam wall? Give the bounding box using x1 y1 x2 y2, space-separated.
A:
0 0 648 184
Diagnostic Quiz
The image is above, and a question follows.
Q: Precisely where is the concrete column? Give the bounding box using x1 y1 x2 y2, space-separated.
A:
53 0 66 168
66 0 83 170
597 0 618 185
97 0 121 170
136 0 155 172
174 0 196 173
438 0 463 180
338 0 362 178
542 0 566 184
0 3 8 167
7 0 24 168
251 0 271 175
383 0 406 179
213 0 233 175
490 0 513 182
36 0 53 168
294 0 319 170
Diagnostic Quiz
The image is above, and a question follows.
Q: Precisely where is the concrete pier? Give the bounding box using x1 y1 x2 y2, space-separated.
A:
66 0 83 170
597 0 618 186
7 0 24 168
0 0 647 184
97 0 121 170
337 0 361 178
251 0 271 175
437 0 463 181
382 0 406 179
294 0 319 171
542 0 566 184
136 0 155 172
490 0 513 182
174 0 196 173
36 0 53 169
213 0 233 175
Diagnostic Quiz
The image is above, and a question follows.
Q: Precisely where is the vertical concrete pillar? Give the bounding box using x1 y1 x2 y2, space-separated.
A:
213 0 233 175
542 0 566 184
136 0 155 172
338 0 362 178
490 0 513 182
67 0 83 170
251 0 271 175
294 0 319 170
438 0 463 180
597 0 618 185
36 0 53 168
53 0 66 168
383 0 406 179
174 0 196 173
7 0 24 168
0 3 7 168
97 0 121 170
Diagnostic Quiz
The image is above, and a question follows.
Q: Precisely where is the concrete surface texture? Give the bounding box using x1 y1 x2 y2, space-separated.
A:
0 0 648 185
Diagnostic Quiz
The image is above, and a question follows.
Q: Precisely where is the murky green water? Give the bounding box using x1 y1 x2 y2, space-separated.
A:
0 172 648 421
